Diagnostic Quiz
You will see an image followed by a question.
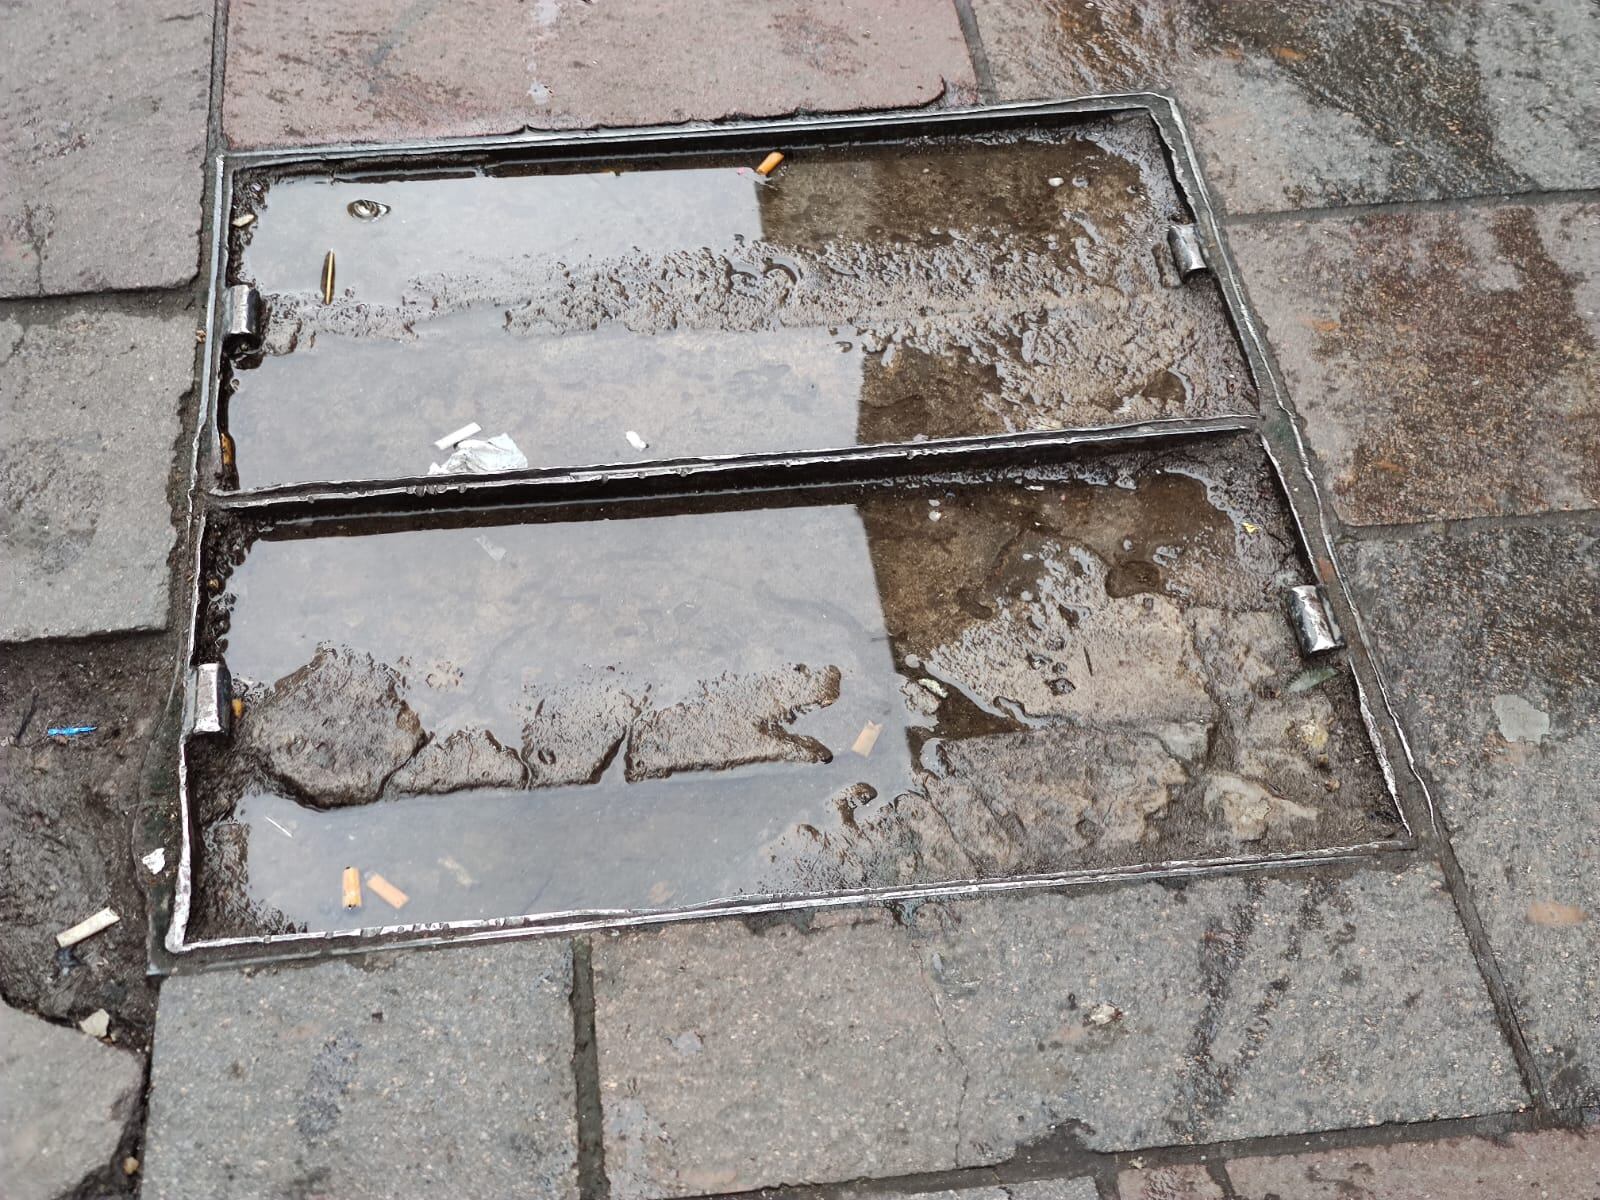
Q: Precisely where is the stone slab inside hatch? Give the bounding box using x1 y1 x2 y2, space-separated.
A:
188 434 1399 940
222 112 1256 489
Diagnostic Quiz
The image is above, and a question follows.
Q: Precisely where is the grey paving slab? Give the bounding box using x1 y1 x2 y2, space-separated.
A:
141 939 577 1200
845 1182 1098 1200
1226 1128 1600 1199
0 300 191 641
969 0 1600 214
1118 1165 1224 1200
0 0 211 296
0 1000 143 1200
593 863 1523 1198
222 0 975 149
1231 201 1600 526
1346 519 1600 1108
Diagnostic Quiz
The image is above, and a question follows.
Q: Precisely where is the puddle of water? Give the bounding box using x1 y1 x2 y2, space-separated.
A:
191 437 1397 938
224 115 1256 489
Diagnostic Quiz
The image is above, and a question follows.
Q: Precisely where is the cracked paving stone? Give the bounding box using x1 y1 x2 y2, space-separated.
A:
0 0 211 295
968 0 1600 214
1345 517 1600 1108
1231 200 1600 526
0 300 191 641
1226 1128 1600 1199
222 0 975 148
141 939 576 1200
592 862 1523 1198
0 1000 144 1200
845 1182 1098 1200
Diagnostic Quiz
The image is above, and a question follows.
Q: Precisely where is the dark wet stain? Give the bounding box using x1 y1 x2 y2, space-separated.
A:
190 437 1395 938
220 115 1254 489
1031 0 1526 208
295 1031 361 1142
1306 205 1600 524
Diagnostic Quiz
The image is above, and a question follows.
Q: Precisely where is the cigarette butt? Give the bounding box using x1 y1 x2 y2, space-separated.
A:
366 873 409 910
219 431 235 468
756 151 785 176
321 251 336 303
230 697 244 720
851 720 884 758
57 907 120 948
342 866 362 908
433 421 482 451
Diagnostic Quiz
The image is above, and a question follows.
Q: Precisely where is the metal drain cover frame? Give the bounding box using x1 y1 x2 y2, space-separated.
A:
158 95 1421 970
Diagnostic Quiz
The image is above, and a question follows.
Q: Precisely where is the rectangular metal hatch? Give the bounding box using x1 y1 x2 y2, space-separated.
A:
218 107 1253 492
167 97 1414 961
186 436 1396 941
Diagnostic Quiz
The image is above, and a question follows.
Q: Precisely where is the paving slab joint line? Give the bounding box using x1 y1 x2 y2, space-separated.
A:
950 0 998 104
1337 506 1600 543
1223 257 1557 1119
1222 185 1600 228
571 937 610 1200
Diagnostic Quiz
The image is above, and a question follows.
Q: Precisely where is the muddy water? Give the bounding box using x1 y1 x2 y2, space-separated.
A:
190 437 1397 937
223 115 1255 489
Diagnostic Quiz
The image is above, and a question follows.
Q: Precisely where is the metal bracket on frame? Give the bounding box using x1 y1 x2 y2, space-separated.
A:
191 661 233 736
1287 584 1344 655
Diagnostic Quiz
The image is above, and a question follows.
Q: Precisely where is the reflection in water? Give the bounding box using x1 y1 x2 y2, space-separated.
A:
224 117 1255 487
191 440 1397 937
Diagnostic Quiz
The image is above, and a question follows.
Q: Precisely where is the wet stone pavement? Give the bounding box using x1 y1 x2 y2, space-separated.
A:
2 2 1599 1199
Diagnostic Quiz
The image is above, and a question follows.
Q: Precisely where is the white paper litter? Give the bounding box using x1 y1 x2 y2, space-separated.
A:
428 433 528 476
141 847 166 875
475 533 507 562
625 430 649 451
433 421 482 450
78 1009 111 1038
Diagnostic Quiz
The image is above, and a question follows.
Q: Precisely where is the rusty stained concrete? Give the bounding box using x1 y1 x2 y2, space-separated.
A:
1232 200 1599 526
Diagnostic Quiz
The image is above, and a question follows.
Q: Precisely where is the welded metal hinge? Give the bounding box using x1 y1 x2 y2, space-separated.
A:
1167 223 1208 281
192 662 233 735
1287 584 1344 655
222 284 262 351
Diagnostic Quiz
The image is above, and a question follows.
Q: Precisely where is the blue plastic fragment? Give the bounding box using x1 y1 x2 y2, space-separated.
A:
46 725 97 738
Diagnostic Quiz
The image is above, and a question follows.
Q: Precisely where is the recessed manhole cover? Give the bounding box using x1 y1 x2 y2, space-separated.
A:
169 98 1408 958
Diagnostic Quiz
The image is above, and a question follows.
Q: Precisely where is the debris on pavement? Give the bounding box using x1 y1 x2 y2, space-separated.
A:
428 432 528 475
439 856 476 887
320 250 336 303
342 867 362 908
625 429 649 451
756 151 785 176
1287 665 1339 694
851 720 883 758
347 198 390 221
77 1009 111 1039
231 211 257 228
367 873 409 910
123 1157 141 1177
475 533 508 562
56 907 120 948
141 847 167 875
45 725 96 738
434 421 482 450
1087 1002 1123 1026
264 815 294 838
